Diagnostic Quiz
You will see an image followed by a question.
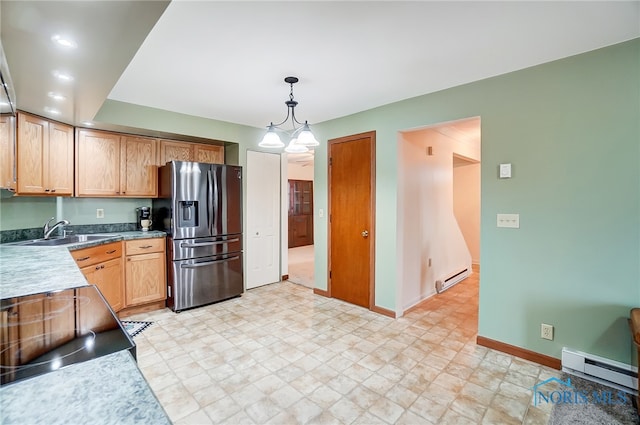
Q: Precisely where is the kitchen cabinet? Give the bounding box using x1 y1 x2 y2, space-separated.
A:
124 238 166 308
194 144 224 164
121 136 158 197
76 129 157 197
16 112 74 195
288 179 314 247
0 114 16 190
72 242 124 312
158 139 194 165
158 139 224 166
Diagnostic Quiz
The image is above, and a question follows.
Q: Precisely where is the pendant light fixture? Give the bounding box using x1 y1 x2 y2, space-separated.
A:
259 76 319 152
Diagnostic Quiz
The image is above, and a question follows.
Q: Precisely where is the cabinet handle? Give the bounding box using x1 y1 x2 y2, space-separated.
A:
44 189 50 192
77 256 91 262
106 250 117 254
95 265 100 270
139 245 153 249
51 189 56 193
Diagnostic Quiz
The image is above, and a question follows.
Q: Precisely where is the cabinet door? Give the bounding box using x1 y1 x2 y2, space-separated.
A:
76 129 121 196
81 257 124 312
46 122 74 195
121 136 157 197
125 252 166 306
194 144 224 164
0 114 16 190
159 140 194 166
17 113 47 194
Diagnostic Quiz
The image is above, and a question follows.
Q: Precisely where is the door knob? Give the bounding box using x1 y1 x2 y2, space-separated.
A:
361 230 369 238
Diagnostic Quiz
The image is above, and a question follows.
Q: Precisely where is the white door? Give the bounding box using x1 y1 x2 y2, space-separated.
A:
246 150 281 289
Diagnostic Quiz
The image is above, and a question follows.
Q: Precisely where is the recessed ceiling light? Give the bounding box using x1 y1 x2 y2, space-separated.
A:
51 35 77 49
48 92 66 101
44 107 61 115
52 70 74 82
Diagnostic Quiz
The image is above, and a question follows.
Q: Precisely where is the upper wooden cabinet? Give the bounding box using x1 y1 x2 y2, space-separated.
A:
16 112 74 196
158 139 224 166
121 136 157 197
194 144 224 164
158 139 194 165
76 129 157 197
0 114 16 190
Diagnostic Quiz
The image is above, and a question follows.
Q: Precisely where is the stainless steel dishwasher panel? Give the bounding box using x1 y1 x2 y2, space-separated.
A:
171 253 243 311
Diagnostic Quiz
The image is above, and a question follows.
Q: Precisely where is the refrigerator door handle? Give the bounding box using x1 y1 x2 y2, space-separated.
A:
207 168 214 234
180 238 240 248
213 167 219 234
180 256 239 268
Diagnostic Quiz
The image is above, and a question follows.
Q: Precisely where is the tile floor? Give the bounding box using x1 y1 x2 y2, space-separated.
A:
128 271 561 424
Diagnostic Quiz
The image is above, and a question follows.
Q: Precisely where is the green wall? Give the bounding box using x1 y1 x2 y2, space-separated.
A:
309 39 639 364
3 39 637 365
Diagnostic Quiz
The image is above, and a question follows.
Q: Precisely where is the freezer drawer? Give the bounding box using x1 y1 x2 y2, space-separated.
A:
170 235 242 261
168 253 243 312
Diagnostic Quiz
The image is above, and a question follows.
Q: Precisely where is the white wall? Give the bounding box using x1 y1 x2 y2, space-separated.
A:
453 162 481 264
287 162 314 181
397 124 478 313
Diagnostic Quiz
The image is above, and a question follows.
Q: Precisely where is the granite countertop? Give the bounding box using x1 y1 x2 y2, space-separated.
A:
0 351 170 425
0 230 170 424
0 230 166 298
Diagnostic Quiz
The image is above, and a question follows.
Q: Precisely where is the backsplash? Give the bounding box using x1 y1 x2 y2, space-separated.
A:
0 223 138 243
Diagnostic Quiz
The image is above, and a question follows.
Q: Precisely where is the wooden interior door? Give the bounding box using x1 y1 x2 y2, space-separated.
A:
329 131 375 308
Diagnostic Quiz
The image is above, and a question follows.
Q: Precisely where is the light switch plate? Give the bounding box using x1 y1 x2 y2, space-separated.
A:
499 163 512 179
497 213 519 228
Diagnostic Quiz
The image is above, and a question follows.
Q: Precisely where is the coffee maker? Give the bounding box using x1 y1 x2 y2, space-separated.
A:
136 207 152 231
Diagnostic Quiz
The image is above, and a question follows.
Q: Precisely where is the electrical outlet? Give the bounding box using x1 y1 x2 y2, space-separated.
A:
541 323 554 340
96 208 104 219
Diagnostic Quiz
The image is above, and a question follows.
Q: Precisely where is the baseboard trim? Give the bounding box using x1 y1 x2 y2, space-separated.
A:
371 305 396 318
281 274 289 281
313 288 330 297
476 336 561 370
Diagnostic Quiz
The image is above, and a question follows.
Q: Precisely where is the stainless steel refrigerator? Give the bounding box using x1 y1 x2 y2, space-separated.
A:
153 161 243 312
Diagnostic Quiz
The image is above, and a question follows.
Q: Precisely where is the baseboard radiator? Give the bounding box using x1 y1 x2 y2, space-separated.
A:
435 268 469 294
562 348 639 395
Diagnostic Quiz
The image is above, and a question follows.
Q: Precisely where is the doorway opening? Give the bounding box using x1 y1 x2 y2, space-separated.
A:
396 117 481 316
287 151 315 288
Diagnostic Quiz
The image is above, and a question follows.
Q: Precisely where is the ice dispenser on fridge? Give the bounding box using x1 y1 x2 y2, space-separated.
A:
178 201 198 227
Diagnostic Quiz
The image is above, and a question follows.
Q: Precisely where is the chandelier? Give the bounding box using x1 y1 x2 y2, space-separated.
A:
259 76 319 153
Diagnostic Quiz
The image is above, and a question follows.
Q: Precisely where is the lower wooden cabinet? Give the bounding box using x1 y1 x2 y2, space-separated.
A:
81 257 124 312
73 241 124 312
124 238 166 307
72 238 167 315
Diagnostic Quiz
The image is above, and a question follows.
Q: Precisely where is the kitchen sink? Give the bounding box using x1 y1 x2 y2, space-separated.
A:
9 234 115 247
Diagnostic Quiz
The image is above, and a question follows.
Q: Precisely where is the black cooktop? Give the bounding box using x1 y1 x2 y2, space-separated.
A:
0 286 135 386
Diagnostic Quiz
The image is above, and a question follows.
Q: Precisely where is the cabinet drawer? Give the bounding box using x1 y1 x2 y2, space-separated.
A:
125 238 164 255
71 241 122 267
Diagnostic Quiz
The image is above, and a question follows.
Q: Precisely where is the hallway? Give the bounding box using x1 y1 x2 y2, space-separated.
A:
288 245 314 288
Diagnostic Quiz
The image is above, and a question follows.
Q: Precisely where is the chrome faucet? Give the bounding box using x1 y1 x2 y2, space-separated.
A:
43 217 70 239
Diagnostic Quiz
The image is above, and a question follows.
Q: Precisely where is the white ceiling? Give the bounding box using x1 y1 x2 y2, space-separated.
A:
1 1 639 132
